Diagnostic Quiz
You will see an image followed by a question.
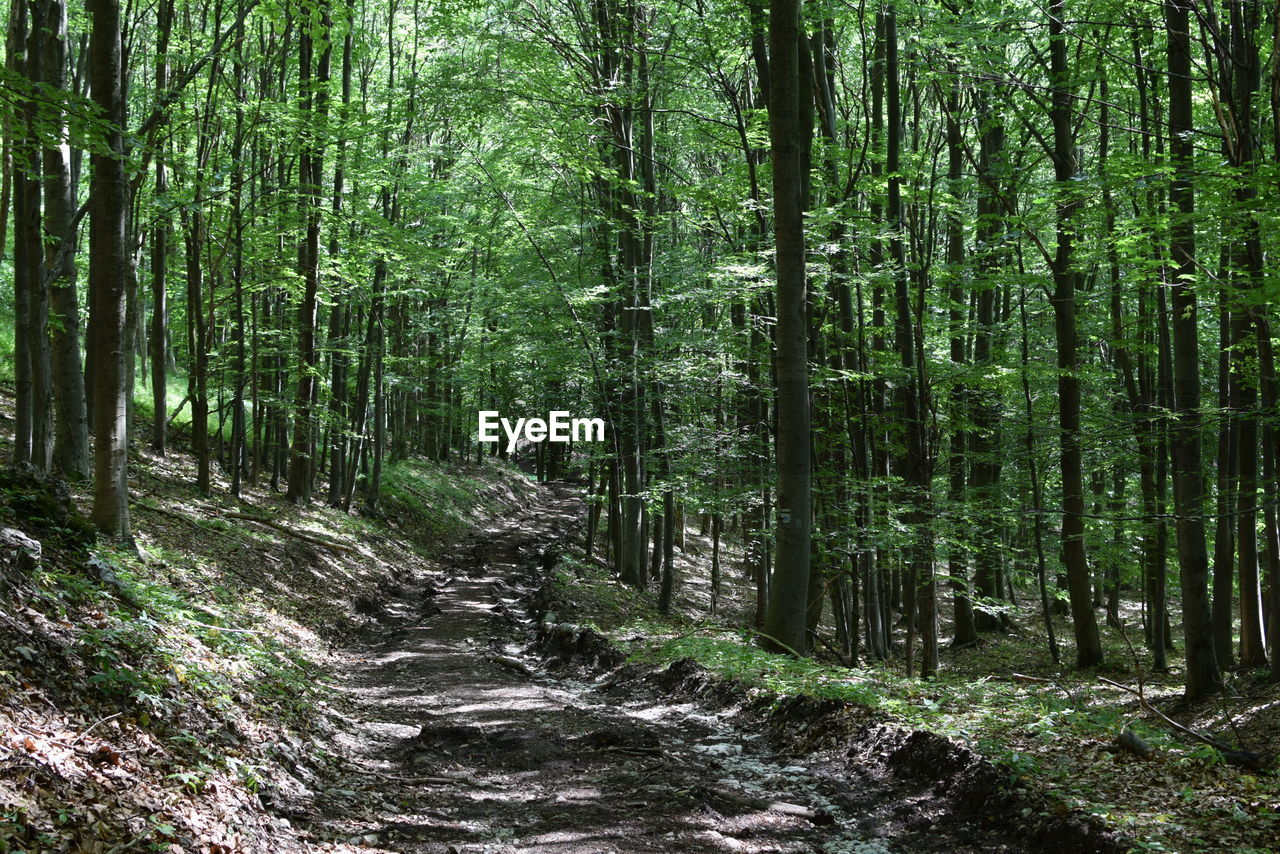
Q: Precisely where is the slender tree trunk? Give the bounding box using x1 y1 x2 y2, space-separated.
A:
88 0 130 537
17 0 53 471
970 91 1006 632
1153 284 1173 669
1021 280 1060 664
1048 0 1102 667
1165 0 1221 699
8 0 35 466
1223 0 1268 669
33 0 90 480
183 203 210 493
149 0 172 455
945 56 976 649
229 0 248 497
762 0 811 656
1213 275 1237 666
287 0 332 504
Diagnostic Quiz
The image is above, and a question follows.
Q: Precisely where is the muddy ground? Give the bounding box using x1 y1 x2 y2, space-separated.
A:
270 484 1126 854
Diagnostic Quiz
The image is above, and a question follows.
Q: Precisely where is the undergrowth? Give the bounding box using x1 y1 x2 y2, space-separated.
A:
380 456 528 546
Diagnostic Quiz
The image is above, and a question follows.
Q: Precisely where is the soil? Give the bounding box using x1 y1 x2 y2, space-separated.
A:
277 484 1127 854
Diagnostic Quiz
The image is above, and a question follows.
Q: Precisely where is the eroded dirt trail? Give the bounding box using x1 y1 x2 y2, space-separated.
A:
302 486 898 854
292 485 1101 854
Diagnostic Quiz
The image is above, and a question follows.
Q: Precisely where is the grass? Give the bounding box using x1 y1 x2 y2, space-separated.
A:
380 455 535 546
0 307 14 384
131 367 192 431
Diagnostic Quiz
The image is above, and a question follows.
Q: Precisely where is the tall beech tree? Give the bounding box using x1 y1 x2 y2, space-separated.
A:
286 0 332 505
33 0 89 480
1048 0 1102 668
1165 0 1220 699
762 0 811 656
87 0 130 537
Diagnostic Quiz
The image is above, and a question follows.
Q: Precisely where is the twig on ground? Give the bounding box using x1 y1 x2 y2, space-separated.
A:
217 511 357 554
1009 672 1055 684
1097 676 1268 770
71 713 123 746
135 500 253 548
700 784 834 825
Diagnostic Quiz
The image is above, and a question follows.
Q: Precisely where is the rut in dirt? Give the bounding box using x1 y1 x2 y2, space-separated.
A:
303 486 1038 854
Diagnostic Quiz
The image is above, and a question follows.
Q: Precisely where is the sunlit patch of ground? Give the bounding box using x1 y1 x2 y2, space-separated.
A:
300 494 907 853
0 389 538 852
560 519 1280 853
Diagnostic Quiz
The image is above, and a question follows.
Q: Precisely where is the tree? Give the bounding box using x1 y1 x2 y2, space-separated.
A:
149 0 174 456
762 0 811 656
88 0 131 537
286 0 333 505
1165 0 1219 700
1047 0 1102 668
32 0 90 479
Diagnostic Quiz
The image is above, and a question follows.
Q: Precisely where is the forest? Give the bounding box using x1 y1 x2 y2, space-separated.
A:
1 0 1279 850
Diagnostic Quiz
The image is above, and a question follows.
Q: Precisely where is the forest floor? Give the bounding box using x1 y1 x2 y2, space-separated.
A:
0 430 1105 854
0 387 1275 852
556 525 1280 853
285 484 1114 854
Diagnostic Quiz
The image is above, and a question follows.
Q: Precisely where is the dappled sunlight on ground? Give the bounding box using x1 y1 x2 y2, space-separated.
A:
299 489 909 853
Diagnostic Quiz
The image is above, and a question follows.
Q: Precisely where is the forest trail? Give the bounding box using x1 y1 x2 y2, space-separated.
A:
285 485 1036 854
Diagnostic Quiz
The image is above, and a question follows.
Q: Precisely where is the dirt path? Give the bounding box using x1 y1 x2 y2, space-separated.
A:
295 486 1031 854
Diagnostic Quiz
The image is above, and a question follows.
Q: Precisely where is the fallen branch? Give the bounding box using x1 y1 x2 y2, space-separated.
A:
177 617 273 637
166 394 191 428
135 500 252 548
700 784 834 825
1097 676 1267 770
807 628 851 668
217 512 357 554
751 628 806 659
1107 621 1268 770
71 713 123 746
1007 672 1089 706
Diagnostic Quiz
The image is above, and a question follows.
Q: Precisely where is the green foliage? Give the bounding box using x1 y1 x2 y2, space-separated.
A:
622 624 882 706
380 457 531 545
0 308 14 384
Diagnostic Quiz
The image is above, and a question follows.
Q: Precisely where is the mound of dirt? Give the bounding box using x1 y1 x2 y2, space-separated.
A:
536 608 1129 854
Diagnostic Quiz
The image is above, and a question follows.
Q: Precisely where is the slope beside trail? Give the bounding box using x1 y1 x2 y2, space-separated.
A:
289 484 1046 854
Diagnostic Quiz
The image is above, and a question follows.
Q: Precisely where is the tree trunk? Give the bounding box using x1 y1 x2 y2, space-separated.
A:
1165 0 1221 699
34 0 90 480
287 0 332 505
149 0 172 455
1048 0 1102 668
229 0 248 497
945 53 976 649
1223 0 1268 670
762 0 811 657
8 0 36 466
88 0 130 537
1212 265 1237 666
